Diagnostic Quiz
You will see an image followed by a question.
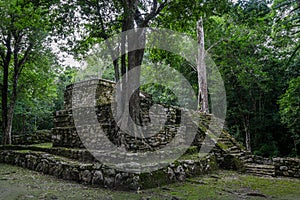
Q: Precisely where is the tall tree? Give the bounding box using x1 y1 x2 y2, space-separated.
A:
0 0 55 145
66 0 169 128
12 49 60 134
197 17 209 112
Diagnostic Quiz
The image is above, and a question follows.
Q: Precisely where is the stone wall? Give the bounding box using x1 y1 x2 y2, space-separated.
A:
0 149 218 190
52 79 209 152
63 79 115 110
273 157 300 178
12 130 52 145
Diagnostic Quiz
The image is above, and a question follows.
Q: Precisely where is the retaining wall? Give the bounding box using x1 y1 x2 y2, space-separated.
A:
0 150 218 190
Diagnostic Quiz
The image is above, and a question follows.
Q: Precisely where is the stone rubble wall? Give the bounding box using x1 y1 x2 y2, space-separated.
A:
52 79 209 152
64 79 115 110
0 150 218 190
242 154 273 165
272 157 300 178
12 130 52 145
52 106 198 151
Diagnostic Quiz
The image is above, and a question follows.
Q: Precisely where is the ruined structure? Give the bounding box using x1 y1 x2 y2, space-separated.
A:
52 79 188 151
0 79 299 190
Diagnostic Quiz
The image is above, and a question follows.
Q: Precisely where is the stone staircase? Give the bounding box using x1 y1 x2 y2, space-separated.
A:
216 132 275 177
244 164 275 177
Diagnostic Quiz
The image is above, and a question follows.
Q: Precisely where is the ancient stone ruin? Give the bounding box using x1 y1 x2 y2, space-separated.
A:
0 79 299 190
52 79 188 152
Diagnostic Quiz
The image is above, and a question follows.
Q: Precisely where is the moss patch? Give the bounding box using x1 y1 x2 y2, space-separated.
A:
139 170 169 189
216 141 229 151
29 143 53 149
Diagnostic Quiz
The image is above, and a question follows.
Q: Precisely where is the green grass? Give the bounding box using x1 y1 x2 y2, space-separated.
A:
0 163 299 200
29 143 53 148
0 163 142 200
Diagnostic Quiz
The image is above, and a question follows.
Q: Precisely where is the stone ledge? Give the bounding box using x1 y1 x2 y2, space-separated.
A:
0 149 218 190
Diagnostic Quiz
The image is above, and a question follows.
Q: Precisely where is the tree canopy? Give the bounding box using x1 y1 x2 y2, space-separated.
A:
0 0 299 157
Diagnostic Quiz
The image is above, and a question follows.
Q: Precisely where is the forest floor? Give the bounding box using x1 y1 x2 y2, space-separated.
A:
0 163 299 200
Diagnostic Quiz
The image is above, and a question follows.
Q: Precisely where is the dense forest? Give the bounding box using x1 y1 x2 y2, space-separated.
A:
0 0 299 157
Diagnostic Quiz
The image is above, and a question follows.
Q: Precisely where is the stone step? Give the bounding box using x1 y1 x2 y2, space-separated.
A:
219 142 235 148
228 145 239 150
229 150 243 154
245 168 275 175
228 147 241 152
241 158 256 164
244 164 275 177
245 167 275 173
217 138 234 143
218 135 246 151
230 152 245 157
245 170 275 177
245 164 275 169
218 135 230 140
218 142 231 146
217 136 231 141
227 146 242 152
239 155 253 161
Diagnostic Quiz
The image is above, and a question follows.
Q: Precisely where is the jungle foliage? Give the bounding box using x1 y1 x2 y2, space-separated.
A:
0 0 299 156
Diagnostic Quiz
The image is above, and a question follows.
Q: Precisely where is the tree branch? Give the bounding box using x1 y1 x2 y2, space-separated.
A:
13 30 23 70
18 42 33 73
4 33 12 67
151 0 158 13
94 0 109 39
138 0 169 27
0 48 5 63
206 38 228 52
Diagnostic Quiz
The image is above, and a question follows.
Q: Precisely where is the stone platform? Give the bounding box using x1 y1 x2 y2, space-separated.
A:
1 78 299 191
0 144 221 190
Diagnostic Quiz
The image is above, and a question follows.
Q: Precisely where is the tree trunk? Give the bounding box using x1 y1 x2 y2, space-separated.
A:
2 65 9 145
1 69 19 146
121 23 127 78
117 0 141 132
1 34 12 145
117 19 128 123
4 101 16 145
128 28 145 126
116 0 161 138
197 17 209 113
113 59 119 82
245 128 251 152
104 38 119 82
243 115 251 152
